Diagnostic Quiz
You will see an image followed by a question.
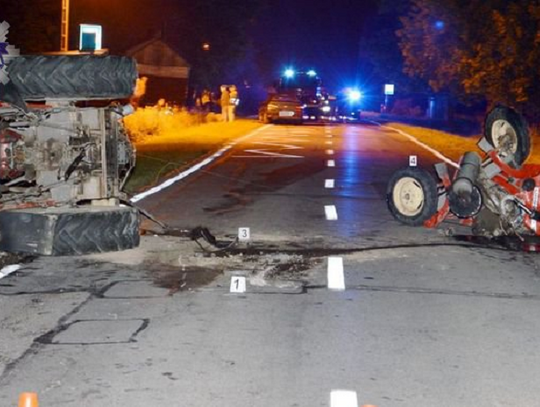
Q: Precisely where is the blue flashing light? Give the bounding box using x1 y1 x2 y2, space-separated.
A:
284 69 295 78
307 70 317 77
348 90 362 102
435 20 445 30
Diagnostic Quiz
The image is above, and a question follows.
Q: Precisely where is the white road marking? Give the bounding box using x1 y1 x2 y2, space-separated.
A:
131 125 272 202
367 120 458 168
325 140 333 145
325 179 335 188
235 136 306 159
330 390 357 407
235 140 305 158
326 149 334 155
388 125 458 167
325 205 338 220
327 160 335 167
0 264 21 280
326 134 333 138
234 149 303 158
327 258 345 291
253 141 303 149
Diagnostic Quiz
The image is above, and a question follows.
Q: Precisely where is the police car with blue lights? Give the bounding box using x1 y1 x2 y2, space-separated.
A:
277 69 338 123
336 87 363 122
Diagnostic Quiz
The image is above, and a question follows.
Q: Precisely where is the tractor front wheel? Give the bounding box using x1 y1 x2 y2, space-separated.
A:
387 168 438 226
484 105 530 168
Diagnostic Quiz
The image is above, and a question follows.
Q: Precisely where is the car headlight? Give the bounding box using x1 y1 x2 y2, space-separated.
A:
321 106 331 113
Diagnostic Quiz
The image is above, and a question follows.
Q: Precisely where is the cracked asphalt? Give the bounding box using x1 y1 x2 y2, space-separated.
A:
2 122 540 406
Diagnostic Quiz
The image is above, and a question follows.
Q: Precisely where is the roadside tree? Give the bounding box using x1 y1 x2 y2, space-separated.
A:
398 0 540 118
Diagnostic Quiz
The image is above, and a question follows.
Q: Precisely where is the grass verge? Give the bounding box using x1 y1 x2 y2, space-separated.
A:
124 119 263 194
386 122 540 165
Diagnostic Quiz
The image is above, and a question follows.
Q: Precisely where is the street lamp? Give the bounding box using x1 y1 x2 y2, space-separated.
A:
60 0 70 51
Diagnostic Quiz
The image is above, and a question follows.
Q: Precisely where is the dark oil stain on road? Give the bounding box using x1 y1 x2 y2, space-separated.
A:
147 262 223 295
248 254 318 280
202 160 326 213
258 159 326 191
203 191 253 214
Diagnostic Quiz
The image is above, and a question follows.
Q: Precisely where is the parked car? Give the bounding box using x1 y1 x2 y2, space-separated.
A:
259 94 303 124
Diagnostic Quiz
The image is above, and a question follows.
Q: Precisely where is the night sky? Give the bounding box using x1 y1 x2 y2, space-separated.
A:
1 0 379 90
253 0 378 89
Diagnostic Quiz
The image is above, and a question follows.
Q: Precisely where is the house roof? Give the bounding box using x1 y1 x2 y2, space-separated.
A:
126 38 190 79
126 38 190 67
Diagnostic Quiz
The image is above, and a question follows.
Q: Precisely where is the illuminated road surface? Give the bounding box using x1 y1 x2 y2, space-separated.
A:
2 123 540 406
139 122 442 245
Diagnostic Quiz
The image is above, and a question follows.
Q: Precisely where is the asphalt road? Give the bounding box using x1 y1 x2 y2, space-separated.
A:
139 122 442 245
2 122 540 407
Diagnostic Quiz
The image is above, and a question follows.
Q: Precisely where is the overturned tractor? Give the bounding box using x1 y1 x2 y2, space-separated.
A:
0 55 140 255
387 106 540 238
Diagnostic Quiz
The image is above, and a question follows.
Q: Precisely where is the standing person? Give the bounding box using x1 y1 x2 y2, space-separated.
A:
201 89 211 113
131 76 148 108
229 85 239 122
220 85 230 122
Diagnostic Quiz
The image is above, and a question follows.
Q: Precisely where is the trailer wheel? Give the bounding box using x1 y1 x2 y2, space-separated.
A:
484 106 530 168
387 168 438 226
6 55 137 101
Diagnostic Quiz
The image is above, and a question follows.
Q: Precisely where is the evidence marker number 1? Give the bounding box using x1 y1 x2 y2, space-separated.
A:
230 276 247 293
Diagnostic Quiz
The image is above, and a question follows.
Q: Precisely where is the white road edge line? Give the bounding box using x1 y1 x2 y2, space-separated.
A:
325 205 338 221
330 390 358 407
327 159 335 167
366 119 459 168
325 179 335 189
0 264 21 280
131 124 273 203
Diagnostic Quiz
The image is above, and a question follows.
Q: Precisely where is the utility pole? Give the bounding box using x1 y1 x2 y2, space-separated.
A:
60 0 70 51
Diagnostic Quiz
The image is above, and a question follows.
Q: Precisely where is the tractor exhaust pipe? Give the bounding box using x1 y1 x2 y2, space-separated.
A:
449 152 483 218
452 152 481 197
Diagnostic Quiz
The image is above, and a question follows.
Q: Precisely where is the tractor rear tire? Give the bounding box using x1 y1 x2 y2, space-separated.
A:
0 206 140 256
484 105 530 168
7 55 138 101
387 167 438 226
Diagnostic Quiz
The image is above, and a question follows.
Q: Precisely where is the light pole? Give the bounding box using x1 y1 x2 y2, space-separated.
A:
60 0 70 51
